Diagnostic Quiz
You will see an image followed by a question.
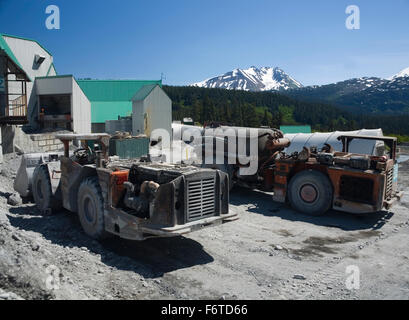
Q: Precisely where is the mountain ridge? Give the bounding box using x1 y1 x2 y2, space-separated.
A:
190 65 409 114
285 73 409 114
192 66 303 92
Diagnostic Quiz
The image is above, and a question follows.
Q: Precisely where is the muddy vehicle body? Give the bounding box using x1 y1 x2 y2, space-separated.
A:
270 135 403 215
196 127 403 215
30 134 236 240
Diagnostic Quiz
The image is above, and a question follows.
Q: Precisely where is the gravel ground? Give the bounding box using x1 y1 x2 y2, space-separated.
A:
0 150 408 300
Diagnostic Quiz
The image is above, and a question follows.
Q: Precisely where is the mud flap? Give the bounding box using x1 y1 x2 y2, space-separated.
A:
46 161 62 200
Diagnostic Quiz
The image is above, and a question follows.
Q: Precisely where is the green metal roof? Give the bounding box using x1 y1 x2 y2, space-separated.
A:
280 125 312 134
77 80 162 123
77 80 162 102
131 84 158 101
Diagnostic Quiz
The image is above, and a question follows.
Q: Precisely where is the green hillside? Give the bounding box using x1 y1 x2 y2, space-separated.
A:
164 85 409 137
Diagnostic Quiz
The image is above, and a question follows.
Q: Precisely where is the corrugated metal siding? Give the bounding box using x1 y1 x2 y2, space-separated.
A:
109 137 150 159
36 76 73 95
0 34 24 71
91 101 132 123
3 35 54 82
71 78 91 134
105 118 132 134
34 76 91 134
3 35 56 127
77 80 162 124
132 86 172 137
1 34 53 56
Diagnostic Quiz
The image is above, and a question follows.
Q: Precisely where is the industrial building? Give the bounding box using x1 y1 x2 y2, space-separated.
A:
0 33 172 160
0 34 57 125
35 75 91 133
76 79 170 136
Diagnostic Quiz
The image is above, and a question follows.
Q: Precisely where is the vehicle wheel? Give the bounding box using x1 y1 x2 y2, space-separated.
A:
32 165 61 213
77 177 109 240
288 170 333 216
202 163 234 191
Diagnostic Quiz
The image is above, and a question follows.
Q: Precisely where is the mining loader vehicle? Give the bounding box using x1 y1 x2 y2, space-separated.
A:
28 133 236 240
198 126 403 216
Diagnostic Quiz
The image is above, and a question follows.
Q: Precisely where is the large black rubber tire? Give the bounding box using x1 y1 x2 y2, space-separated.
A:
77 177 109 240
288 170 333 216
32 165 61 213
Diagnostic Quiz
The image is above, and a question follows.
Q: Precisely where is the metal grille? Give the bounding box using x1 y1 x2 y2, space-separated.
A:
186 177 216 221
385 167 394 200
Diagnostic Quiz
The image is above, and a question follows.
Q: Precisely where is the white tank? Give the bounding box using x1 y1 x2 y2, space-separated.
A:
172 124 385 156
172 122 203 141
284 129 385 156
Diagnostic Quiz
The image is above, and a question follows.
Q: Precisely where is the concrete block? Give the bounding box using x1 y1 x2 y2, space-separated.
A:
38 140 47 146
30 135 38 141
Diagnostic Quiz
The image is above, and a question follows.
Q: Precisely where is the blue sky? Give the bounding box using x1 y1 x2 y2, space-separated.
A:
1 0 408 86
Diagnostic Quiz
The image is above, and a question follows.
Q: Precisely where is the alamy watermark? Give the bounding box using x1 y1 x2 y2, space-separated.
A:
151 127 261 176
45 264 61 291
45 5 60 30
45 5 359 31
345 265 360 290
345 5 360 30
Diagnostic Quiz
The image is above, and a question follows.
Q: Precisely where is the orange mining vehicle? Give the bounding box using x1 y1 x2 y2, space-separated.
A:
199 127 403 216
269 135 402 215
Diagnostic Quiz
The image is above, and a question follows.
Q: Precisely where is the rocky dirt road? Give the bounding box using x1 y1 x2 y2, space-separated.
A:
1 151 408 300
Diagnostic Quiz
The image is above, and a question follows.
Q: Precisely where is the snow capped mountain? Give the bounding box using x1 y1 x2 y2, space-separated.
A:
192 66 303 92
389 67 409 80
190 65 409 113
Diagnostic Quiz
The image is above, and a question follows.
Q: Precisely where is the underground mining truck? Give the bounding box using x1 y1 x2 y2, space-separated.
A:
30 133 236 240
198 127 403 216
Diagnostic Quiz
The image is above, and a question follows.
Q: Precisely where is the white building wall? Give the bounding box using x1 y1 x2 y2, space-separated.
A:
48 65 57 76
3 36 54 81
35 76 91 134
3 36 55 128
71 79 91 134
132 86 172 139
132 100 145 135
36 76 72 95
